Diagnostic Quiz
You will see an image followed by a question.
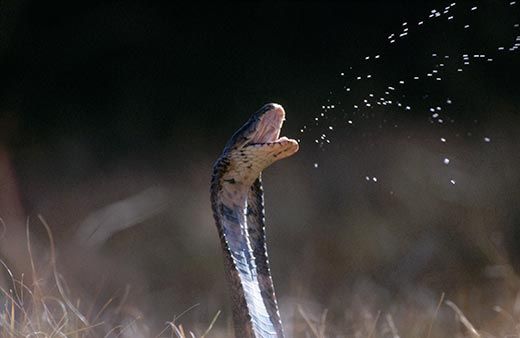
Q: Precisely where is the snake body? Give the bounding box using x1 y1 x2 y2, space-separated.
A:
210 103 298 338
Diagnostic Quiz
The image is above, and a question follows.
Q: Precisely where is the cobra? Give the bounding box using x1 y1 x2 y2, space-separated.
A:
210 103 299 337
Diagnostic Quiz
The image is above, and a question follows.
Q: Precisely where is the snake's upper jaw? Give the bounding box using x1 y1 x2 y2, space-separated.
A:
249 103 285 144
245 103 299 158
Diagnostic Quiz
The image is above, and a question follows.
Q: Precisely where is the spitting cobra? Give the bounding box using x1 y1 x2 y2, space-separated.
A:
210 103 299 338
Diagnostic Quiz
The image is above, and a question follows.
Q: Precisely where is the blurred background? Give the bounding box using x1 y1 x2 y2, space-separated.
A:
1 1 520 337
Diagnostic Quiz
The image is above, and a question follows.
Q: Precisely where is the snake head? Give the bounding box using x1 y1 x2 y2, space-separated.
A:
221 103 299 185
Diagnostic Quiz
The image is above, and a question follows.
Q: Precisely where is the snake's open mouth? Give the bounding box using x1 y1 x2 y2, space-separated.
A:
247 104 298 150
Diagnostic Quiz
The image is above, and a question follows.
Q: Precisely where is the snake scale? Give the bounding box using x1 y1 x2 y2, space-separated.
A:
210 103 298 338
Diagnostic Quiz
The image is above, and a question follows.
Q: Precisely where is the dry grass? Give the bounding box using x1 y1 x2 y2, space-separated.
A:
294 300 518 338
2 216 520 337
0 216 220 338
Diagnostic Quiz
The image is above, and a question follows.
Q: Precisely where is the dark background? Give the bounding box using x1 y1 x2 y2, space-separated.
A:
1 1 520 337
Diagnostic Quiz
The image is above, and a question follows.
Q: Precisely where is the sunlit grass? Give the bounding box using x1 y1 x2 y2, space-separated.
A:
295 295 520 338
2 215 520 337
0 215 220 338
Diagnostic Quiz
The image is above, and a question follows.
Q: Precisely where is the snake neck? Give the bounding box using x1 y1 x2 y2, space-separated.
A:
210 103 297 338
211 158 284 338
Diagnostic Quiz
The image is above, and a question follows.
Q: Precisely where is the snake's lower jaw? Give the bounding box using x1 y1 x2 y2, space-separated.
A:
275 138 299 160
252 138 298 166
227 138 298 187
